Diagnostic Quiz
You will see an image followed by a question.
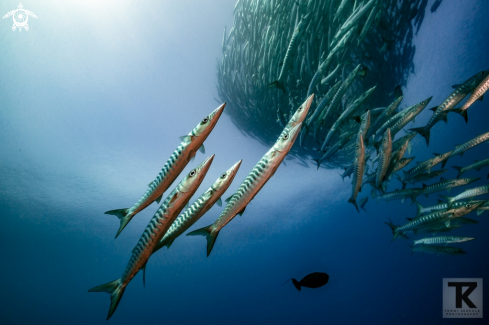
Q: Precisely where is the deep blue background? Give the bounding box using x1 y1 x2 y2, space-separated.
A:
1 0 489 324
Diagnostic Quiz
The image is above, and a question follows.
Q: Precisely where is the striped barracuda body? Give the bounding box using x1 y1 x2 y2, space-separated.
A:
372 188 421 204
452 70 489 122
410 244 466 256
348 135 365 212
385 201 484 240
418 177 479 198
416 224 461 235
106 104 225 238
415 200 488 218
388 97 431 139
375 128 392 189
188 96 313 256
357 110 371 144
367 96 402 142
411 70 488 145
413 236 475 245
315 131 355 168
154 160 242 253
441 131 489 168
397 169 447 189
453 158 489 178
384 137 410 181
268 14 309 92
440 184 489 209
399 151 452 183
391 131 416 154
89 155 214 320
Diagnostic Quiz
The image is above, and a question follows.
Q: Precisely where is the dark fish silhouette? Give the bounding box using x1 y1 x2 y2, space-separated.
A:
283 272 329 291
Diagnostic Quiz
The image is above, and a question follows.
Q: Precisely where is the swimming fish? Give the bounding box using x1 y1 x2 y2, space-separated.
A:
105 104 225 238
440 130 489 168
413 236 475 246
375 128 392 190
285 272 330 291
348 135 365 212
89 155 214 320
409 244 466 256
451 70 489 122
452 158 489 178
439 184 489 209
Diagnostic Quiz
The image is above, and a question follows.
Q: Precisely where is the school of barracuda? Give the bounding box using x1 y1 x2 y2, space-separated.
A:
87 0 489 320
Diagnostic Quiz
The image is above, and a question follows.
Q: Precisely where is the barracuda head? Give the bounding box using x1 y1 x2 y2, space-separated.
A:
180 155 214 193
381 128 391 150
359 110 370 134
209 160 242 196
470 69 489 86
285 94 314 131
451 200 487 218
273 123 302 155
188 103 226 139
397 157 415 169
355 135 364 157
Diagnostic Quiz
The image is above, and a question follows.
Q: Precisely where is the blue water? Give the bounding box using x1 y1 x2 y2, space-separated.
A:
1 0 489 324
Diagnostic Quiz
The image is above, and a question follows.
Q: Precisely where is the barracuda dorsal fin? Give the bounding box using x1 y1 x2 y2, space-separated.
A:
238 206 246 216
225 195 234 203
406 218 413 221
422 183 427 188
445 220 450 228
452 84 461 89
199 144 205 154
155 194 163 204
148 181 153 187
216 197 222 207
180 135 192 142
440 177 447 181
437 199 445 204
429 106 438 111
477 209 484 216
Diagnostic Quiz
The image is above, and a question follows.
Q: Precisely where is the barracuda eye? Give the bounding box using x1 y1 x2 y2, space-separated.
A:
283 134 289 140
298 106 302 111
356 145 359 149
189 170 196 177
202 117 209 124
464 178 468 181
400 159 405 163
221 173 227 179
466 204 471 208
382 138 386 143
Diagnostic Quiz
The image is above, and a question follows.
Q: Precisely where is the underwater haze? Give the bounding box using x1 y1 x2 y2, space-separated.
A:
1 0 489 324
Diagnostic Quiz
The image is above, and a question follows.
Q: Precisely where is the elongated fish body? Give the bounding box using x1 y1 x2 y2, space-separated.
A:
416 224 461 235
308 81 342 128
391 157 415 175
359 196 369 212
331 0 377 46
411 70 488 145
341 162 355 181
321 86 376 151
367 96 403 141
154 160 242 253
441 131 489 168
307 60 339 98
348 135 365 212
440 184 489 209
384 140 409 180
357 0 380 45
415 200 487 218
413 236 474 246
452 217 479 225
375 129 392 189
188 97 313 257
106 104 225 238
453 158 489 178
387 201 484 240
388 97 431 139
400 151 452 183
320 64 340 85
88 155 214 320
357 110 371 143
268 14 309 92
391 131 416 154
373 188 421 204
453 72 489 121
398 169 447 189
316 132 355 168
410 244 466 255
319 64 361 126
419 177 479 198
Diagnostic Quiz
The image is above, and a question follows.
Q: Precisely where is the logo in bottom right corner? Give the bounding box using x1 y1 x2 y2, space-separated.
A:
443 278 483 318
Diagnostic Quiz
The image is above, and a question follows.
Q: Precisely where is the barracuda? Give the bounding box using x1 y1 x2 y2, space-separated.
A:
315 131 355 168
409 244 466 256
387 97 431 139
413 236 475 246
453 158 489 178
188 97 313 257
451 71 489 122
441 131 489 168
411 70 489 145
153 160 242 254
440 184 489 209
89 155 214 320
415 199 488 218
418 177 479 198
375 128 392 189
397 169 447 189
399 151 452 183
348 135 365 212
384 137 410 181
105 104 225 238
366 96 403 142
385 201 485 240
372 188 421 204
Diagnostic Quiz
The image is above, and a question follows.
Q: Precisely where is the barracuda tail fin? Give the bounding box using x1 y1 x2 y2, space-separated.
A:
292 279 301 291
410 126 430 146
452 166 464 178
384 218 400 241
348 197 360 213
187 225 219 257
395 174 407 189
104 208 131 238
414 201 424 218
450 108 468 123
267 80 285 93
439 195 455 209
88 279 125 320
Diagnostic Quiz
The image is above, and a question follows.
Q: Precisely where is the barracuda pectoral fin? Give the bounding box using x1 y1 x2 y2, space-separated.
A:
199 144 205 154
477 209 484 216
238 207 246 216
179 135 192 142
155 194 163 204
445 220 451 228
142 262 148 287
216 197 222 207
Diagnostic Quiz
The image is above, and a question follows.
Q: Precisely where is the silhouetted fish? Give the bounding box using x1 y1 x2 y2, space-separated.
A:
284 272 329 291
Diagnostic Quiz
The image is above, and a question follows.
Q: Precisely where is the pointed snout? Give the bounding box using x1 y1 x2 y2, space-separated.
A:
209 103 226 121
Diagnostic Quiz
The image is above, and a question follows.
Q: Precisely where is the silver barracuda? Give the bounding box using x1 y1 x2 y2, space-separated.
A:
372 188 422 204
315 132 355 168
89 155 214 320
413 236 475 246
153 160 242 254
399 151 452 183
384 137 410 181
105 104 225 238
451 71 489 122
375 128 392 189
366 96 403 142
397 169 447 189
411 70 489 145
385 201 485 240
391 131 416 154
418 177 479 198
357 110 371 144
188 99 312 257
453 158 489 178
441 131 489 168
414 199 487 218
440 184 489 209
409 244 466 256
390 157 415 175
387 96 431 139
348 135 365 212
415 224 462 235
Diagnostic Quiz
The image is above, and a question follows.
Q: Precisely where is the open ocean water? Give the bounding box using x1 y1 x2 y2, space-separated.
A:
1 0 489 324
